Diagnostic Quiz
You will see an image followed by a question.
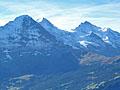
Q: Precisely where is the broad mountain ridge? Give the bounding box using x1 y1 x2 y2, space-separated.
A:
40 15 120 56
0 15 120 90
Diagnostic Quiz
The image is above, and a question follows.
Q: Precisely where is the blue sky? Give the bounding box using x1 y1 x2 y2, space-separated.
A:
0 0 120 32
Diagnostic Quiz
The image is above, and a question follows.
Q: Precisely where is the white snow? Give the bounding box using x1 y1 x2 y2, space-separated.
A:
101 28 108 32
12 74 33 80
103 36 110 43
0 15 120 53
79 41 93 47
79 41 88 47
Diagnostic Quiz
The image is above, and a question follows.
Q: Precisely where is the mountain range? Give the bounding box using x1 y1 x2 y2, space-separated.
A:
0 15 120 90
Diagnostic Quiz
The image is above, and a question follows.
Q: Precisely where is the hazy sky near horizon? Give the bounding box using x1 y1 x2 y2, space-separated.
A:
0 0 120 32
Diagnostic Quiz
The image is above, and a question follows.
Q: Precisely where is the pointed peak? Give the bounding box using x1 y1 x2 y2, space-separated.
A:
14 15 33 21
106 28 118 34
42 17 48 21
76 21 96 29
19 15 31 18
15 15 31 19
41 18 51 24
40 17 54 27
83 21 92 24
11 15 35 25
80 21 95 26
90 32 97 36
4 15 36 28
75 21 100 33
106 28 113 32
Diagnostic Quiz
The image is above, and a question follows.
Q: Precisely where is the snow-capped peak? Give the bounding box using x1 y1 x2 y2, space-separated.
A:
40 18 56 29
0 15 120 56
41 18 51 24
4 15 37 30
79 21 99 28
14 15 36 25
74 21 101 36
81 21 93 25
14 15 33 21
